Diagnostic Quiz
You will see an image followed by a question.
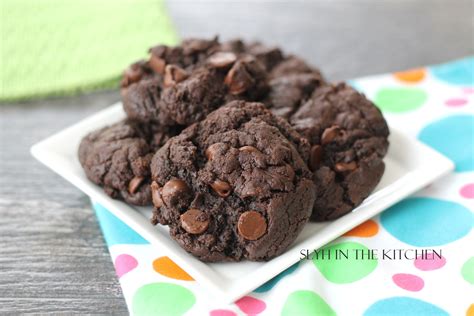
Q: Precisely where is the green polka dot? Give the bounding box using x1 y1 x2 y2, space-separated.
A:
374 87 427 113
461 257 474 284
312 241 378 283
282 290 336 316
132 282 195 316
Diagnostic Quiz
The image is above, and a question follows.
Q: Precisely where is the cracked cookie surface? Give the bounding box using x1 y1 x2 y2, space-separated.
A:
121 38 269 127
150 101 315 261
290 83 389 221
78 120 179 205
121 38 324 128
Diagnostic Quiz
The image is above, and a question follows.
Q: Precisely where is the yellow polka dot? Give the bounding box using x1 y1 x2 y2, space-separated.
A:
467 304 474 316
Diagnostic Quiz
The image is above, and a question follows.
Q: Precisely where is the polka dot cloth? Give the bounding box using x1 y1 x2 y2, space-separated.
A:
93 57 473 315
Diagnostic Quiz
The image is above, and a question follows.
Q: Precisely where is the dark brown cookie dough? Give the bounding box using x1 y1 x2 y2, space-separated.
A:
121 37 324 128
265 55 325 118
290 83 389 221
122 40 270 127
150 101 315 261
122 77 171 126
266 72 324 119
78 120 179 206
269 55 319 78
161 67 228 126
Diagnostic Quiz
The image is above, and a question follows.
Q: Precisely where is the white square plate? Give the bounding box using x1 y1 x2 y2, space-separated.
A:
31 102 454 303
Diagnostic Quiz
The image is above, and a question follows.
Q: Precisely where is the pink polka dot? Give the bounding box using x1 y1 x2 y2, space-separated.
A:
460 183 474 199
114 254 138 278
210 310 237 316
445 98 468 107
414 252 446 271
235 296 266 315
392 273 424 291
463 87 474 94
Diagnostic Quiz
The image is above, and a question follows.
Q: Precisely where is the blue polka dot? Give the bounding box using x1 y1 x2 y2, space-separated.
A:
347 80 364 93
418 115 474 172
94 203 149 245
254 262 299 293
364 297 448 316
381 197 472 246
431 57 474 86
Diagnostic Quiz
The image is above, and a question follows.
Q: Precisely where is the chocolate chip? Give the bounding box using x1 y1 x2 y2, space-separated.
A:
309 145 323 171
220 39 245 53
162 179 191 206
180 208 209 234
128 176 144 194
237 211 267 240
122 65 143 87
239 145 259 154
210 179 232 197
207 52 237 68
224 61 255 95
164 65 189 87
334 161 357 172
151 181 163 208
248 45 283 70
182 37 217 54
239 145 265 168
321 125 342 145
149 54 166 74
205 143 221 161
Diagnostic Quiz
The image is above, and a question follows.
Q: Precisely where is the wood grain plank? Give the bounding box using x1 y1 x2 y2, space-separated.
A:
0 91 128 314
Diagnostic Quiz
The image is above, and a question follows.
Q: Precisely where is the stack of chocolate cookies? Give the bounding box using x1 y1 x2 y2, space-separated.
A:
79 37 389 262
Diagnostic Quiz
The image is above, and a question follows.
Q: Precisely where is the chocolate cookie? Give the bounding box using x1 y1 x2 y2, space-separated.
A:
122 46 269 127
121 38 324 128
150 101 315 261
78 120 179 205
290 83 389 221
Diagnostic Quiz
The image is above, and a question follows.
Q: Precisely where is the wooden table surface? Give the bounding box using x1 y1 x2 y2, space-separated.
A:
1 0 472 314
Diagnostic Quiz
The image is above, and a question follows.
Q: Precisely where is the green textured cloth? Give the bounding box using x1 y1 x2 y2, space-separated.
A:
0 0 178 101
